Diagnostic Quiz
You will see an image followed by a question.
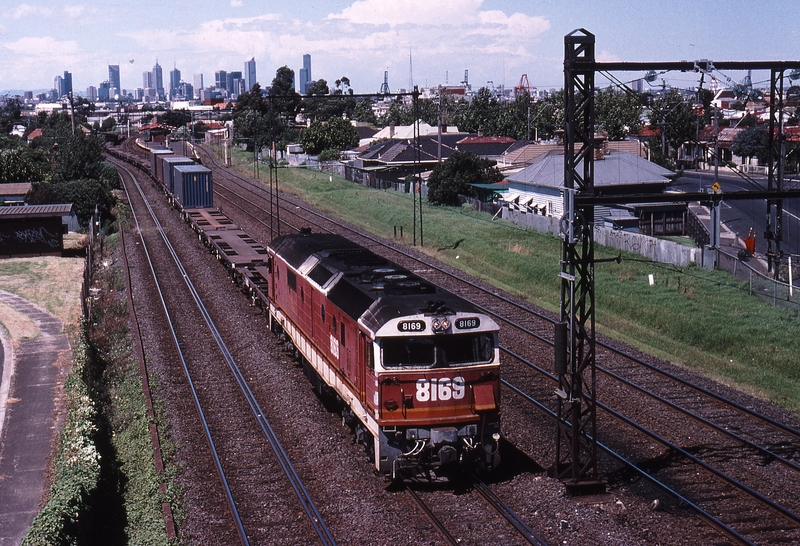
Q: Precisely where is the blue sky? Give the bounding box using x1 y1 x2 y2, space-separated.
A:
2 0 798 96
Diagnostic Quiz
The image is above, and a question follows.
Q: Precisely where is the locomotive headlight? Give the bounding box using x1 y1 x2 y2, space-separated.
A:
441 318 450 330
384 399 399 411
432 318 441 330
492 433 500 441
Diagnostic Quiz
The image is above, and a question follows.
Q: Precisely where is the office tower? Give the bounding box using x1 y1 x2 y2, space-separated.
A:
244 57 256 91
170 66 181 98
108 65 121 92
143 70 153 89
54 75 63 98
193 74 204 98
298 54 311 93
215 70 227 91
86 86 97 101
62 71 73 96
153 60 164 99
99 81 111 101
227 71 242 98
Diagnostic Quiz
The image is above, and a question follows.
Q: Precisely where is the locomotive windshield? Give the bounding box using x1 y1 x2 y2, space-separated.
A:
381 333 495 368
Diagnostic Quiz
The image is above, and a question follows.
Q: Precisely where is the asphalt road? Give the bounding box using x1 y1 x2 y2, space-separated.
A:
672 169 800 260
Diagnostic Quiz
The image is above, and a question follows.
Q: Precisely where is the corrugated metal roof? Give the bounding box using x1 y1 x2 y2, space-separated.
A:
0 183 32 195
508 151 673 189
0 204 72 217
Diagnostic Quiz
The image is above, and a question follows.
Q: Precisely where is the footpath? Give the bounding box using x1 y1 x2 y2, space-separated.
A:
0 291 71 546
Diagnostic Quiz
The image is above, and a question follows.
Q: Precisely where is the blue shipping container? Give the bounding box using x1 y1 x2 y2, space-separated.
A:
173 165 213 208
150 149 174 178
161 156 194 193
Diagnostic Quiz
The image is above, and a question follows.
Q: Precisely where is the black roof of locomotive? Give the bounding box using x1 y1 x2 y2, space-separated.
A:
269 232 480 329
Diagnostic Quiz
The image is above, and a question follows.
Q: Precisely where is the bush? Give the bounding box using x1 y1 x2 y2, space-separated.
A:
22 332 102 546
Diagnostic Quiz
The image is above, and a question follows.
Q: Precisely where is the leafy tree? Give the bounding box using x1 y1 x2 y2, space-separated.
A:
350 99 377 124
595 88 642 140
306 79 330 96
299 116 359 155
0 147 50 182
731 126 769 164
100 117 116 132
647 88 696 168
454 87 498 134
0 97 23 134
333 77 353 95
25 111 118 227
269 66 302 123
160 109 190 130
426 150 503 206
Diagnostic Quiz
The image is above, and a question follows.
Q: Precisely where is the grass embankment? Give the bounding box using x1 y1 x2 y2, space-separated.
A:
226 148 800 413
0 242 171 544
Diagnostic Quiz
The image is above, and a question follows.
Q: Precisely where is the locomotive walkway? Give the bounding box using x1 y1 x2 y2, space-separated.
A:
0 291 71 546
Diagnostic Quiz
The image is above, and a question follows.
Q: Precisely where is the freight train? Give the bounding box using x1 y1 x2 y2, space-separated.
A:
110 140 502 480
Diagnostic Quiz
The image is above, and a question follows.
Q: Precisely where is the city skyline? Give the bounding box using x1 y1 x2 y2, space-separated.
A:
2 0 800 98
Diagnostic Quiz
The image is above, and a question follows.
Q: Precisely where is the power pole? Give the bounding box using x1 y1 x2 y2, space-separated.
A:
556 28 604 496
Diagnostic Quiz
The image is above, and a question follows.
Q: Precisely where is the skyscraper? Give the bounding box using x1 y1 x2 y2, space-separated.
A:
193 74 204 99
170 66 181 99
153 60 164 99
215 70 227 92
227 71 242 98
108 65 121 93
298 54 312 94
244 57 257 91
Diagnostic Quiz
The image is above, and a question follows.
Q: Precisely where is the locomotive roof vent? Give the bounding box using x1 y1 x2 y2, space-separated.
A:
421 299 453 314
384 280 435 296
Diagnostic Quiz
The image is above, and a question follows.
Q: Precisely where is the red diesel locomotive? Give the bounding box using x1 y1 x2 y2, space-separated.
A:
267 231 501 479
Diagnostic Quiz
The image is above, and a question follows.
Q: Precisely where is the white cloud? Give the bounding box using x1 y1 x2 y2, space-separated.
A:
231 0 244 7
328 0 483 27
63 5 87 18
9 3 53 19
4 36 80 57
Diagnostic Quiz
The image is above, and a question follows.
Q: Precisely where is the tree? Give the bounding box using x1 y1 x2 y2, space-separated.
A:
0 147 50 183
595 88 642 141
306 79 330 96
426 150 503 206
299 116 359 156
333 77 353 95
454 87 499 134
0 97 22 134
647 88 696 168
731 126 769 164
351 99 377 125
269 66 302 123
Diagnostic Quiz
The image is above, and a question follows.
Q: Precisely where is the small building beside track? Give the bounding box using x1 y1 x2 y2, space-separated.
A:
0 204 74 257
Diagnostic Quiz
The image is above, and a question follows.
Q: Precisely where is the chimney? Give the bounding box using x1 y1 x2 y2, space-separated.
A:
593 133 608 160
477 126 484 137
389 123 395 138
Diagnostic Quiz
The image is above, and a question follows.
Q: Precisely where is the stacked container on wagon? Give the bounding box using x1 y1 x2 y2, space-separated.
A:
266 232 501 480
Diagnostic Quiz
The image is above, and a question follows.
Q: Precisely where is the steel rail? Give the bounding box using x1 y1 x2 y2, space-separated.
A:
471 480 550 546
501 380 758 546
404 488 460 546
115 160 250 546
113 157 337 546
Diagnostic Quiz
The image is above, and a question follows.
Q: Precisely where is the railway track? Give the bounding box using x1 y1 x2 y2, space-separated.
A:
186 142 800 545
110 154 336 545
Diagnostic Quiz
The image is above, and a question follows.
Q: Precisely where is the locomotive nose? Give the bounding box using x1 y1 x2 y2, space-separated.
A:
438 445 458 465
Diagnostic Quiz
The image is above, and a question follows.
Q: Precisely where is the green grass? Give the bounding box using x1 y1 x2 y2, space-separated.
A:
225 147 800 413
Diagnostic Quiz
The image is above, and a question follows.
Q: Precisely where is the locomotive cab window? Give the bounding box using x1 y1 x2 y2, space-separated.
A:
381 333 495 368
287 269 297 291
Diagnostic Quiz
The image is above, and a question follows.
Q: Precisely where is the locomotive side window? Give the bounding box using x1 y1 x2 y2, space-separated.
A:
301 287 305 302
340 322 346 346
381 333 494 368
321 305 326 323
287 269 297 291
332 315 337 331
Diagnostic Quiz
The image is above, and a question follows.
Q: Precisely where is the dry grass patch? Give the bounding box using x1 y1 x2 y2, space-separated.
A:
0 304 39 339
0 257 84 335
